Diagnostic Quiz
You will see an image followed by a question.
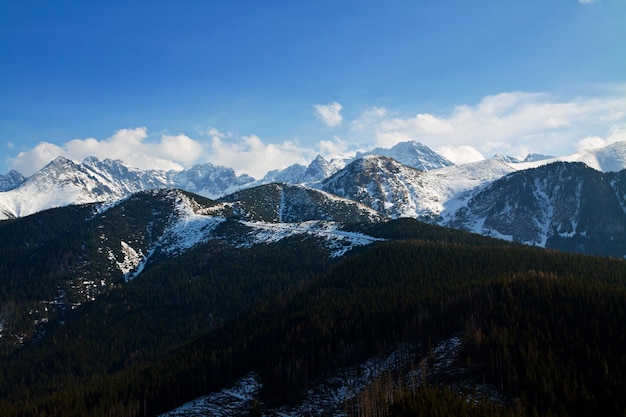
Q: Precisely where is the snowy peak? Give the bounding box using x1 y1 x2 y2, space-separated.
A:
256 155 344 186
0 170 26 192
0 157 255 220
321 156 426 218
257 140 452 189
259 163 308 185
493 153 521 164
170 163 254 199
301 155 339 183
523 153 554 163
356 140 454 171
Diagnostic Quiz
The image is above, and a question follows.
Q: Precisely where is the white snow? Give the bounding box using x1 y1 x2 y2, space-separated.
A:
239 220 383 257
115 241 144 281
509 141 626 173
157 198 226 257
159 373 261 417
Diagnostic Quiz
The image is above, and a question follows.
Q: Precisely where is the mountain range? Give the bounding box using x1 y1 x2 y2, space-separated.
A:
3 140 626 258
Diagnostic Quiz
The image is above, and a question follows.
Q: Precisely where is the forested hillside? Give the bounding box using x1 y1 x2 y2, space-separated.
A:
1 212 626 416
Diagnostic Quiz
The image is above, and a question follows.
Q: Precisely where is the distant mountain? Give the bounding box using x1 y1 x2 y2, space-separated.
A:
0 170 25 192
511 141 626 172
523 153 554 162
260 163 307 184
256 155 346 186
169 162 254 198
446 161 626 257
560 141 626 172
3 140 626 259
258 140 450 186
356 140 454 171
320 155 516 221
320 156 425 218
0 156 148 220
493 154 521 164
0 157 254 220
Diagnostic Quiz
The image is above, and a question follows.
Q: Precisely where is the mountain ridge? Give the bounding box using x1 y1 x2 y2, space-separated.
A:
3 141 626 259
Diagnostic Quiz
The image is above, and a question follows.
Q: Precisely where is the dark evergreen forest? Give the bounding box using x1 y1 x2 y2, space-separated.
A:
1 210 626 416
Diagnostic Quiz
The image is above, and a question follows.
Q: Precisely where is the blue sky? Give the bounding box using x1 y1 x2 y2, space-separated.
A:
1 0 625 177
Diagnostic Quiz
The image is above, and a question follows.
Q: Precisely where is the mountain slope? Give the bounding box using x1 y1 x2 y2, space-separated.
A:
447 161 626 257
220 182 382 223
0 186 385 346
3 223 626 416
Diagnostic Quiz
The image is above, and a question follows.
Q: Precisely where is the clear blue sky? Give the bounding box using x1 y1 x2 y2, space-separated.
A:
1 0 625 177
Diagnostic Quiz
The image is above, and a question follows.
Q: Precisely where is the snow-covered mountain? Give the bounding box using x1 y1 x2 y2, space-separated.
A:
256 140 448 186
0 156 254 220
320 156 427 218
510 141 626 173
256 155 346 185
75 188 385 287
3 140 626 258
320 155 516 221
446 161 626 257
169 162 254 197
0 170 26 192
0 140 444 220
0 156 150 220
355 140 454 171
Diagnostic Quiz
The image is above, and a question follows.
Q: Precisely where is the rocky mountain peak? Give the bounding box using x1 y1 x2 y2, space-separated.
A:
356 140 454 171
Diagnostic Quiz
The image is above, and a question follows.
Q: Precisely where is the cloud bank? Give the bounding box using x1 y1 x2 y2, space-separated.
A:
352 91 626 164
8 90 626 178
8 126 348 179
10 128 192 176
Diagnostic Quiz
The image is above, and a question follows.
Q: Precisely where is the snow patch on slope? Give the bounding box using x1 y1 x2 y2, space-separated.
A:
161 334 505 417
157 194 226 256
117 242 144 276
239 221 383 257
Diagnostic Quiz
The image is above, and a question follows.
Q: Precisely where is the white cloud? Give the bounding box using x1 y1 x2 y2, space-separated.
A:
8 91 626 179
578 0 597 4
576 125 626 151
7 125 345 180
208 134 313 178
351 106 388 132
577 136 611 150
314 102 343 127
10 127 196 176
316 136 350 158
158 134 204 164
435 145 485 165
10 142 65 176
355 91 626 161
